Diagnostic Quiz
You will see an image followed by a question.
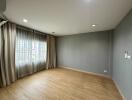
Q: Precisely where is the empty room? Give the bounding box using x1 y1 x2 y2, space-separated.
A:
0 0 132 100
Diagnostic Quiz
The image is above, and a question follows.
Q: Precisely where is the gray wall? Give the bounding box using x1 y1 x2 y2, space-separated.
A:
113 10 132 100
57 31 113 76
57 10 132 99
0 0 6 13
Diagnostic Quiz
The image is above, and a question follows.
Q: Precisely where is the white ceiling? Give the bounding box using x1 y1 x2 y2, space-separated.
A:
4 0 132 36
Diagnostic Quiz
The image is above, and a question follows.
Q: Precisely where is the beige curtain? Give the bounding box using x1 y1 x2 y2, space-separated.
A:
0 22 16 87
46 35 56 69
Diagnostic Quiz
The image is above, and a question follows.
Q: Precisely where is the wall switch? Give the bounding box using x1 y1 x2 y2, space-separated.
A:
125 52 128 59
124 51 131 60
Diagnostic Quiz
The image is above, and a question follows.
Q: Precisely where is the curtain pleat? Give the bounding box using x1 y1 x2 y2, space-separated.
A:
46 35 56 69
0 23 16 87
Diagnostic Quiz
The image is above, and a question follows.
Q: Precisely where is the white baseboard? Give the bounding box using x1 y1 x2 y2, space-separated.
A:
59 66 111 79
112 79 126 100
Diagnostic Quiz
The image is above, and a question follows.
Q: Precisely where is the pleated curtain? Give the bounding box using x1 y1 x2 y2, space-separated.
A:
46 35 56 69
0 22 57 87
0 23 16 87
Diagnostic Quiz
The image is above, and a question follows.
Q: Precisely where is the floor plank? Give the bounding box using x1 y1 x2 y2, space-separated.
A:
0 68 123 100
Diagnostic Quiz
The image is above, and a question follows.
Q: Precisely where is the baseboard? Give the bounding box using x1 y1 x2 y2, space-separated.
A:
58 66 111 79
112 79 126 100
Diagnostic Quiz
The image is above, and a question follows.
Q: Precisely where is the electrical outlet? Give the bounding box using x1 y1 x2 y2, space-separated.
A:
127 55 131 59
104 70 107 73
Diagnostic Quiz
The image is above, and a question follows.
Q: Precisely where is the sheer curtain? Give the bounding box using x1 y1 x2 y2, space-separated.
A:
15 27 47 78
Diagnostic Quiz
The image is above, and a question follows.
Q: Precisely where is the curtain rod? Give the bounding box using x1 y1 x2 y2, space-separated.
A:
9 21 55 37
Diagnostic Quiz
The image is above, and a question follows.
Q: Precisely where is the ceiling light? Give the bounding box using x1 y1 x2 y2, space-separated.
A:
85 0 91 2
23 19 28 23
92 24 96 27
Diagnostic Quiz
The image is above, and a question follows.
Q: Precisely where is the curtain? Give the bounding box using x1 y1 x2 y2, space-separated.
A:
15 28 47 78
46 35 56 69
0 22 56 87
0 23 16 87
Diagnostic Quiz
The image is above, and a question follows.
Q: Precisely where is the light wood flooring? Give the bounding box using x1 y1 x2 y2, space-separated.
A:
0 68 122 100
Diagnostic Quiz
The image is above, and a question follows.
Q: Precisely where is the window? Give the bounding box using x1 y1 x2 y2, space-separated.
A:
15 28 47 68
31 40 47 65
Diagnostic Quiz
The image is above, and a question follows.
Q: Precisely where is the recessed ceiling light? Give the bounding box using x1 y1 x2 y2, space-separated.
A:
85 0 91 2
92 24 96 27
23 19 28 23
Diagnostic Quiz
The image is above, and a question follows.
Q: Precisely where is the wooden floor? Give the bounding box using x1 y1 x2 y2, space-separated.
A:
0 68 122 100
